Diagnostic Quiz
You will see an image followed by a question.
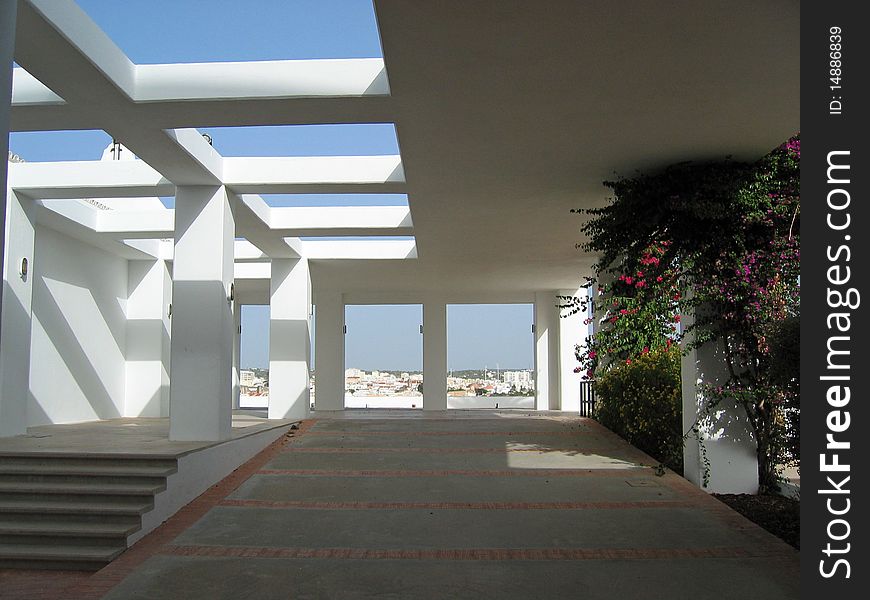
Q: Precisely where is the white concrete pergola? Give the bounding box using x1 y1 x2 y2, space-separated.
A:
1 1 799 492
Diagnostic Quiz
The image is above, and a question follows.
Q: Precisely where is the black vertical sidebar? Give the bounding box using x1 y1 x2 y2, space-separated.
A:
801 1 869 597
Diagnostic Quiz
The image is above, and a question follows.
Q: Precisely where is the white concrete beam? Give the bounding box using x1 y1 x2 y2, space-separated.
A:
134 59 389 101
230 193 300 259
234 262 271 281
268 258 311 421
223 156 405 194
268 205 412 236
302 239 417 260
9 161 173 199
11 67 64 105
14 2 223 185
11 97 396 133
96 209 174 238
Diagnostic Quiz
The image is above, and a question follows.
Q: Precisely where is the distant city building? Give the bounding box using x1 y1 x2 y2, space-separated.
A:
503 370 534 390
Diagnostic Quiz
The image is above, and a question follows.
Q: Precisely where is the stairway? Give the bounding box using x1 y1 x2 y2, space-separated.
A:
0 454 177 570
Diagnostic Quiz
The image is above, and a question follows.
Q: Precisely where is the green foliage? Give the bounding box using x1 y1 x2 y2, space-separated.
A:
764 314 800 465
565 134 800 491
595 348 683 473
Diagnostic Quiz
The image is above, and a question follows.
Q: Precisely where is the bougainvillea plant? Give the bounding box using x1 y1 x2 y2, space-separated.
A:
562 135 800 492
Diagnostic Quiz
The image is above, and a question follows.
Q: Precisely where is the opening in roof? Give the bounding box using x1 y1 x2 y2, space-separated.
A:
197 124 399 157
262 194 408 208
8 130 112 162
76 0 384 64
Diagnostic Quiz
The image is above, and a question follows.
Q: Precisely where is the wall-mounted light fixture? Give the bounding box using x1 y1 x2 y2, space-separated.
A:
20 257 28 280
227 282 235 303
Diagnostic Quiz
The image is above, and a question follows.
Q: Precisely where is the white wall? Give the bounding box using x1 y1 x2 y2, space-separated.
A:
681 305 759 493
558 286 590 412
124 259 171 417
28 225 129 425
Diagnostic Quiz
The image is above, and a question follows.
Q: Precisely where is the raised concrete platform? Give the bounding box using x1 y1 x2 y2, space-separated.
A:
0 412 295 569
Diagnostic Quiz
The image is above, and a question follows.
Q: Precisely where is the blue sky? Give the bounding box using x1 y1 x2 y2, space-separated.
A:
242 304 534 371
9 0 536 372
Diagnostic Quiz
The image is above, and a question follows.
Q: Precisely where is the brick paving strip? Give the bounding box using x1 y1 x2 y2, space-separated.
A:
220 499 699 510
255 468 653 477
158 545 788 561
280 446 632 454
302 430 591 436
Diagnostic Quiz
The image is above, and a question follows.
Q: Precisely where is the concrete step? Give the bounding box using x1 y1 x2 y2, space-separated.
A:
0 462 176 477
0 519 139 539
0 480 165 497
0 472 169 487
0 454 177 570
0 498 153 516
0 511 141 528
0 542 126 571
0 455 177 472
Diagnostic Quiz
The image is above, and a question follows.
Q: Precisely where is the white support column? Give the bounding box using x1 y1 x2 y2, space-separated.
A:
268 258 311 421
232 299 241 410
557 286 589 412
0 190 36 437
124 259 171 417
681 305 758 493
1 0 17 321
422 299 447 411
169 186 235 441
534 291 560 411
313 291 344 411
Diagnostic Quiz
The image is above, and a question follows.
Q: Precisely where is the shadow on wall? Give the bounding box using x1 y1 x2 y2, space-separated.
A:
690 337 759 492
28 227 128 426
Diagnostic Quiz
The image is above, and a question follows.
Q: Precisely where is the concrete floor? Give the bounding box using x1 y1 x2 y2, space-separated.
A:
1 411 799 599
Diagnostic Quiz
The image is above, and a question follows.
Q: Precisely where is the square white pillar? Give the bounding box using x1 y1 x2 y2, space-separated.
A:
313 291 344 411
0 0 18 372
422 299 447 411
0 190 35 437
169 186 235 441
557 286 590 412
534 291 560 411
0 0 14 236
124 259 171 417
681 306 759 493
232 299 241 410
268 258 311 421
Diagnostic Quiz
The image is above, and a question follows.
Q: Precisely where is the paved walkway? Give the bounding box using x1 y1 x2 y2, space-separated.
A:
1 411 798 599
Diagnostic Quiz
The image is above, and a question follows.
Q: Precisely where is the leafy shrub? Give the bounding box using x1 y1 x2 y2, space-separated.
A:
595 347 683 472
764 314 800 466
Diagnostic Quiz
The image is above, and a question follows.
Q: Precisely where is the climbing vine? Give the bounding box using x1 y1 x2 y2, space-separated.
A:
562 135 800 492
